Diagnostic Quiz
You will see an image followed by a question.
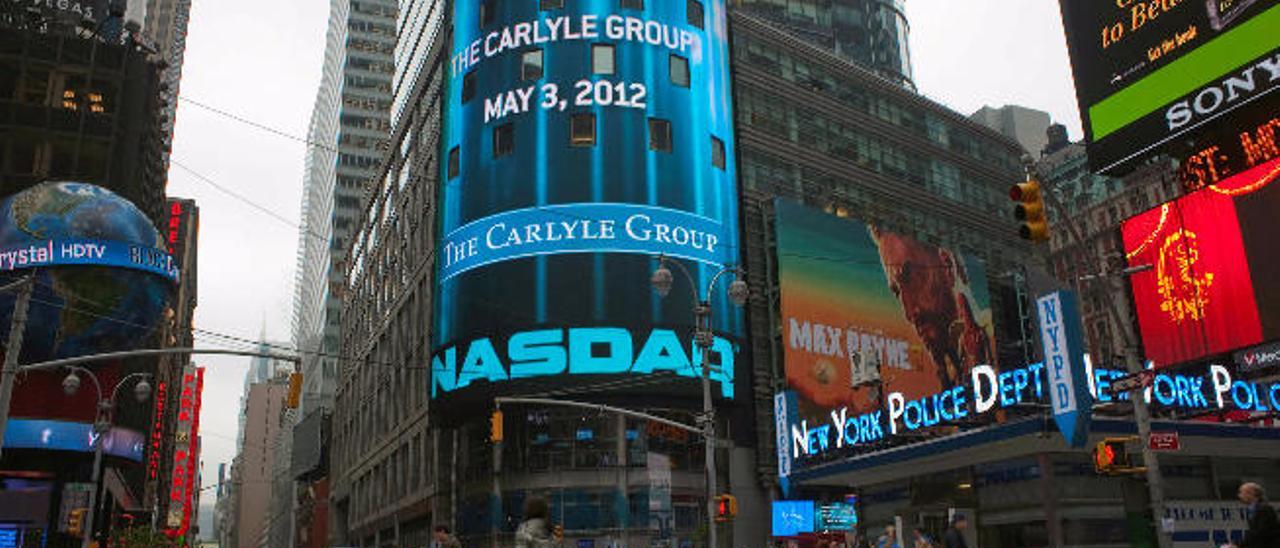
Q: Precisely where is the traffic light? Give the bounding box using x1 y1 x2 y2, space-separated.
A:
714 494 738 522
1010 178 1050 242
66 507 87 537
490 409 504 443
286 371 303 409
1093 437 1133 474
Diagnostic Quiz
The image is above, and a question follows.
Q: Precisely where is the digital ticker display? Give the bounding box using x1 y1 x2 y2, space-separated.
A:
433 2 742 406
1058 0 1280 173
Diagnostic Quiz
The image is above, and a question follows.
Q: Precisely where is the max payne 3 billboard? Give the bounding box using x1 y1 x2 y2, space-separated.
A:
1122 156 1280 368
1058 0 1280 173
433 1 742 408
775 200 998 463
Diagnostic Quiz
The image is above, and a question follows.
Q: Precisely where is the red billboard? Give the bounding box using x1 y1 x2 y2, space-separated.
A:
1122 157 1280 367
164 366 204 538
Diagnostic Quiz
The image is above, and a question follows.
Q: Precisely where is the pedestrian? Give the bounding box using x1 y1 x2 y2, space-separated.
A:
875 524 900 548
1228 482 1280 548
943 514 969 548
515 496 562 548
431 525 461 548
911 527 935 548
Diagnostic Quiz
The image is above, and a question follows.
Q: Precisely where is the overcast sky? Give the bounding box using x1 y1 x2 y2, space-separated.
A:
171 0 1083 535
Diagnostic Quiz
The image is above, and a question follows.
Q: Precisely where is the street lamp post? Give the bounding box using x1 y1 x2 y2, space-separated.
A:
61 367 152 548
650 255 748 548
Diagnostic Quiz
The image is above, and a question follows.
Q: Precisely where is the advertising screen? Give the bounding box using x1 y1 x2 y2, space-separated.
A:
433 1 742 407
1122 156 1280 367
776 199 996 462
1057 0 1280 173
1 418 145 461
772 501 816 537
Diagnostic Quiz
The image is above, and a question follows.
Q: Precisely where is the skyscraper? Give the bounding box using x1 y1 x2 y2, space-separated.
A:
294 0 397 415
737 0 915 88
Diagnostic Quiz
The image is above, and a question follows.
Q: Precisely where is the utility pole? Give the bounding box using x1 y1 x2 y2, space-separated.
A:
1031 160 1170 548
0 275 33 458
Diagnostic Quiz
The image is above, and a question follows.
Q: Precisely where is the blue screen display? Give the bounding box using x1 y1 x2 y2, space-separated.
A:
772 500 816 537
2 418 145 461
434 1 742 406
0 239 179 283
818 502 858 530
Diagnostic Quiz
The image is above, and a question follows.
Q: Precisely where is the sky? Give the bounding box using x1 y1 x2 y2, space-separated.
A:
170 0 1083 536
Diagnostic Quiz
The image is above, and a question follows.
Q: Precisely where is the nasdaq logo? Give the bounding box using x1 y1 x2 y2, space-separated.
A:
431 327 735 398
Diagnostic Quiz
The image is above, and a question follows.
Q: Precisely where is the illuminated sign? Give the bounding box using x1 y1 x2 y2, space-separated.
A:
1181 113 1280 191
164 199 196 261
147 381 168 481
432 327 735 398
772 501 816 537
775 199 996 454
1122 156 1280 367
164 366 203 536
1 418 144 460
1037 290 1092 447
433 0 741 405
1235 340 1280 373
817 502 858 531
0 238 179 282
1058 0 1280 172
785 356 1280 463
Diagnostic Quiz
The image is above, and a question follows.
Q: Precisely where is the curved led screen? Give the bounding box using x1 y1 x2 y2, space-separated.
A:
434 1 742 406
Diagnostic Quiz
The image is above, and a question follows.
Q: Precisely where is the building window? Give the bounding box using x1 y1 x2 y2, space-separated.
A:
540 0 563 9
711 136 725 169
621 0 643 8
522 49 544 81
493 124 514 158
448 147 460 179
592 44 615 75
571 114 596 146
687 0 704 29
480 2 494 27
670 55 690 88
649 119 672 152
462 71 477 103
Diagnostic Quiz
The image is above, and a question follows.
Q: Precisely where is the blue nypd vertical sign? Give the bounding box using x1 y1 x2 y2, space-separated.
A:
774 391 796 496
1037 290 1092 447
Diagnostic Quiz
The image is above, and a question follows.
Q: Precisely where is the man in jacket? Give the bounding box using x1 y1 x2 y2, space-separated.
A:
1232 482 1280 548
943 514 969 548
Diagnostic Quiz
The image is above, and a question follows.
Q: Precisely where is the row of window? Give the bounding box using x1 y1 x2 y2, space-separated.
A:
480 1 705 29
445 118 725 177
462 47 690 103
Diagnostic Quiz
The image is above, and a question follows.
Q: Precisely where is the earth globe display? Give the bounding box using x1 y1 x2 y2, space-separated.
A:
0 182 173 362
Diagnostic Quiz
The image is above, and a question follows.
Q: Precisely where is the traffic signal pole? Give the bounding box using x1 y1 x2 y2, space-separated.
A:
1031 161 1170 548
0 275 33 459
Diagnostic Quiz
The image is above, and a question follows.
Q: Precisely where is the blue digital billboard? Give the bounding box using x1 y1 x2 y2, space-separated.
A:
2 418 145 461
434 1 742 406
0 238 179 283
772 500 816 537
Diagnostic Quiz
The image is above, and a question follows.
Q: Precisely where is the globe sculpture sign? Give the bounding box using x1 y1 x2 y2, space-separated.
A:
0 182 177 361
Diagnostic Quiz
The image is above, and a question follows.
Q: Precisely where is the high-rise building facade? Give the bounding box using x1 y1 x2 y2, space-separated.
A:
331 1 1035 545
737 0 914 88
0 5 170 227
293 0 398 417
970 104 1052 158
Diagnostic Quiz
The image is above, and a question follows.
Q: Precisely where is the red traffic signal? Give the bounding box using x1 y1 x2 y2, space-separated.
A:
1009 179 1050 242
1093 437 1133 474
714 494 738 522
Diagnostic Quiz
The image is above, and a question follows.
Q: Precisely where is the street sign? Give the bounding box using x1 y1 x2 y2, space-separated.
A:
1037 290 1093 447
1110 369 1155 396
1149 431 1180 452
